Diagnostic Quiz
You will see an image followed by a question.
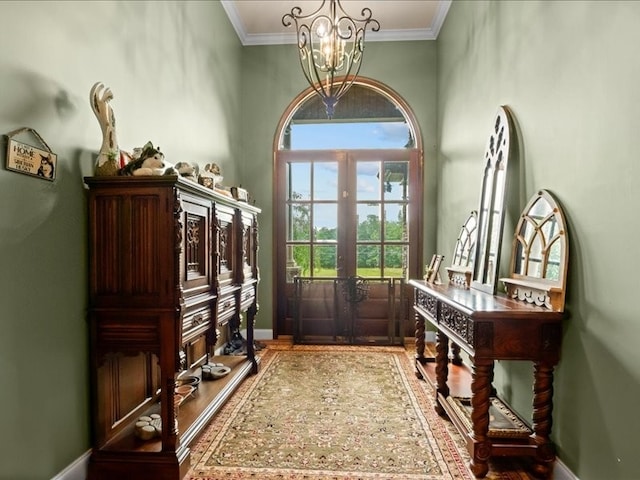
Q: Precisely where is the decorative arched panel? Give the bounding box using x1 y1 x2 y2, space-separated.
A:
502 189 569 312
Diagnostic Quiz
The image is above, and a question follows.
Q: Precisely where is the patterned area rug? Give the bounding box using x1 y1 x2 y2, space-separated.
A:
187 345 533 480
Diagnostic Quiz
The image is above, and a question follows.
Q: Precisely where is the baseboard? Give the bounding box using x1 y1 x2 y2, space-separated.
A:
554 458 579 480
50 450 90 480
240 328 273 340
254 328 273 340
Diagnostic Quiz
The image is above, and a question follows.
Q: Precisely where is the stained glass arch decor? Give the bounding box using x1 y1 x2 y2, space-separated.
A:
471 106 515 294
446 210 478 288
501 189 569 312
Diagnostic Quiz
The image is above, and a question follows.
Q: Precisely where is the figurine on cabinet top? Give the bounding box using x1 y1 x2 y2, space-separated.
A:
175 161 199 182
198 162 223 189
90 82 123 176
119 141 176 176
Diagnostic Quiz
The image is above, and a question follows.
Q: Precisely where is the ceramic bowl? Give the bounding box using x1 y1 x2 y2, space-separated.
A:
176 376 200 389
175 385 195 397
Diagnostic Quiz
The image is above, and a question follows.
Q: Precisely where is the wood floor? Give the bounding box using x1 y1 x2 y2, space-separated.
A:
409 340 473 396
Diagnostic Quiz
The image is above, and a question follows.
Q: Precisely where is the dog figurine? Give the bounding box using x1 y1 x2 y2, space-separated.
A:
119 142 175 176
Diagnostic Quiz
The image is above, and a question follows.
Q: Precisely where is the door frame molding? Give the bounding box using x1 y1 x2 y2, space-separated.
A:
273 76 424 153
271 76 424 338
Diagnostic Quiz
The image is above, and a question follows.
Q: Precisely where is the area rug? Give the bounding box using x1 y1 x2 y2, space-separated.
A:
186 345 533 480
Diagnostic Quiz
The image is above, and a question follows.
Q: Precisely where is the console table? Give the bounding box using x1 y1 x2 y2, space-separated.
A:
410 279 564 478
412 106 569 478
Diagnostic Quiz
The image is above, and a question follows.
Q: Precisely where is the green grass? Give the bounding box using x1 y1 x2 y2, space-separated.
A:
307 267 404 278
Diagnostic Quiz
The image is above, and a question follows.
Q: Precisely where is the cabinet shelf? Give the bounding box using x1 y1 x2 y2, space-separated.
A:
99 355 259 454
178 355 259 447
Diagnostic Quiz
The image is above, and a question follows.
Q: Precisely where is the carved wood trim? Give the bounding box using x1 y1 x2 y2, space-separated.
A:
416 289 437 319
440 302 474 345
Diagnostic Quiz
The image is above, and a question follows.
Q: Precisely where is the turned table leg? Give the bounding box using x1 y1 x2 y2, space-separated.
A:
469 358 493 478
414 309 426 379
434 330 450 416
451 342 463 366
530 362 556 478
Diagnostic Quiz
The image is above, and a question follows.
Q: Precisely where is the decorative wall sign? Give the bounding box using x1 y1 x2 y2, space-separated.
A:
5 127 57 181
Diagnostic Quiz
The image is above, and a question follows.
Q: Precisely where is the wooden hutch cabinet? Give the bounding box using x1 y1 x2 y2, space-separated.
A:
84 176 260 480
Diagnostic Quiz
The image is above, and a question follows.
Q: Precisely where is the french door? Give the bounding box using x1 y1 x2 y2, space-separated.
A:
274 148 422 340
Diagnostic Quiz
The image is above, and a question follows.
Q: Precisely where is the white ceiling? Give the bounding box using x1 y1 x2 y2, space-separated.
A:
220 0 452 45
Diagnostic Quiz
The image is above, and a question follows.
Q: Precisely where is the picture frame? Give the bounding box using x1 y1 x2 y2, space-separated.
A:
5 128 57 181
425 254 445 284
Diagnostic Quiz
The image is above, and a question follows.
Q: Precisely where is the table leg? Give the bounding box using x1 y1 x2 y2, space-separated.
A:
434 330 450 416
469 358 493 478
531 362 556 478
414 310 426 366
451 342 463 366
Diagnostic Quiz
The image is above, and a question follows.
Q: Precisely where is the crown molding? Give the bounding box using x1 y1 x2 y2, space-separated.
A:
221 0 452 46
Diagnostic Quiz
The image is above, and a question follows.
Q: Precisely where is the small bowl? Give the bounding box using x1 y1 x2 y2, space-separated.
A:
175 385 195 397
210 366 231 379
176 376 200 389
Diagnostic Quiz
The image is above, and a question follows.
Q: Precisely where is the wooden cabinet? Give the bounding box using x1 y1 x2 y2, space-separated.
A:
85 176 260 480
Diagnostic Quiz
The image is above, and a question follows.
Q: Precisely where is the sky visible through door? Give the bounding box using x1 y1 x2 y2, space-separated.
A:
290 121 410 229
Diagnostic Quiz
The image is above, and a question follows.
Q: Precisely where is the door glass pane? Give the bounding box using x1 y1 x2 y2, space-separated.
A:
382 162 409 200
314 245 337 276
313 204 337 240
357 204 381 241
384 204 407 241
292 245 310 277
288 203 310 241
289 122 411 150
357 245 381 277
313 162 338 200
356 161 381 201
288 162 310 200
384 245 406 277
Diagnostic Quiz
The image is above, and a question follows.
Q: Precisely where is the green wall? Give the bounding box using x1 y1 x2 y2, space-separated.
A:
239 41 438 330
0 2 242 478
437 2 640 479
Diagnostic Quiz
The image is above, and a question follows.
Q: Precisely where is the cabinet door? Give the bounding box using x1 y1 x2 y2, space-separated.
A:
90 187 176 308
215 203 236 292
239 210 258 284
180 192 214 298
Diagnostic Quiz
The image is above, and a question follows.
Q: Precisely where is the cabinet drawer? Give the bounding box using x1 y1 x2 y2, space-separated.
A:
217 293 237 324
240 284 256 311
182 305 212 344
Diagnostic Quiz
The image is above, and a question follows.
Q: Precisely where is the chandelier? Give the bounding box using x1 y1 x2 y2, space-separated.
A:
282 0 380 119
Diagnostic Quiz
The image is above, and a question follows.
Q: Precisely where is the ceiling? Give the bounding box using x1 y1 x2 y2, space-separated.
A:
220 0 452 46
